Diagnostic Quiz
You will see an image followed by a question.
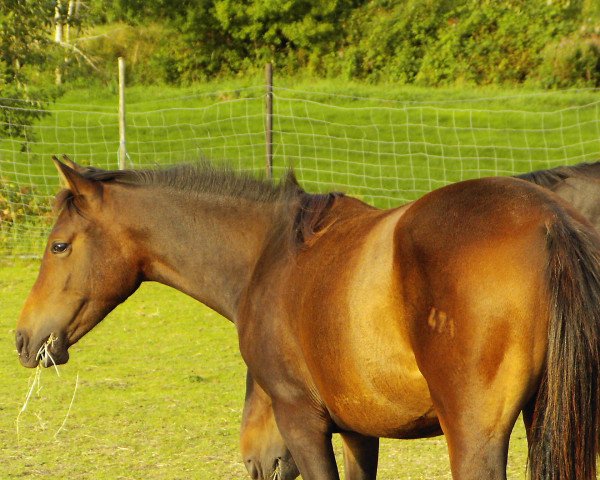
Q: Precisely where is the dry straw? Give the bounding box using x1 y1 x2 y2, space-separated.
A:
16 335 80 442
54 372 79 439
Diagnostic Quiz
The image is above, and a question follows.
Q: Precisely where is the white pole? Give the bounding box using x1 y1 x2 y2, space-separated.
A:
265 63 273 179
118 57 127 170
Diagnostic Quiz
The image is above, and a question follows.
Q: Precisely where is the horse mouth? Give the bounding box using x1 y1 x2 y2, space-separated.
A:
272 457 299 480
18 333 69 368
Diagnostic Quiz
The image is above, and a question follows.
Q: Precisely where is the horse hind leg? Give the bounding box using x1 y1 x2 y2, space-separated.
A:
424 344 534 480
439 411 514 480
340 432 379 480
417 326 533 479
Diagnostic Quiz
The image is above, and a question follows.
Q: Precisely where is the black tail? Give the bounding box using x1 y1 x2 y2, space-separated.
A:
529 215 600 479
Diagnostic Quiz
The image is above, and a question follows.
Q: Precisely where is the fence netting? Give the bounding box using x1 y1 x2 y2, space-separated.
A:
2 85 600 255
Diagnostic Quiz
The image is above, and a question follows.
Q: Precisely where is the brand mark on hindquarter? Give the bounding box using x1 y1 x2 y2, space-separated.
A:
427 307 455 337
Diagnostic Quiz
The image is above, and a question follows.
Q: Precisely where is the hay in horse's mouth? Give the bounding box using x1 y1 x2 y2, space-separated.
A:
16 334 78 443
271 458 282 480
35 333 61 375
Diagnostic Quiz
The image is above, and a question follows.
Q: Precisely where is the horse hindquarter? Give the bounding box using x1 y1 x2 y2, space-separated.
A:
396 178 600 479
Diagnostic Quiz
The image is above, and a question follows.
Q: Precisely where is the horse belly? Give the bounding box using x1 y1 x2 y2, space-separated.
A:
325 361 440 439
322 301 439 438
303 208 439 438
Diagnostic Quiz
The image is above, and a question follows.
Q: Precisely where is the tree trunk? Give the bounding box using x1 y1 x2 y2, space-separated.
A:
55 1 63 85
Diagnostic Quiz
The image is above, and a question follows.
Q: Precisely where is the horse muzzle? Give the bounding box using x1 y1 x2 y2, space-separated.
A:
244 455 299 480
15 329 69 368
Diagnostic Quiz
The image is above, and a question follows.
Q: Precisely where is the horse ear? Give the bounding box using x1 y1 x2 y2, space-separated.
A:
52 156 102 204
284 169 304 193
61 154 85 173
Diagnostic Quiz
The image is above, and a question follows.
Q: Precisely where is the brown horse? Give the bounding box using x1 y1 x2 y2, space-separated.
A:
516 160 600 230
17 158 600 479
240 159 600 479
242 371 378 480
241 371 301 480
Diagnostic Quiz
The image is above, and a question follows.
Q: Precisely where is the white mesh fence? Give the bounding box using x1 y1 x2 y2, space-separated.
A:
1 85 600 255
273 87 600 206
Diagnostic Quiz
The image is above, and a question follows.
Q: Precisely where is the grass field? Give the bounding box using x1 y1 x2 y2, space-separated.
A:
1 260 530 479
1 81 598 477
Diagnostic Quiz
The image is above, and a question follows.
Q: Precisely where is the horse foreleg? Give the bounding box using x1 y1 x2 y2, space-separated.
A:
340 432 379 480
273 402 340 480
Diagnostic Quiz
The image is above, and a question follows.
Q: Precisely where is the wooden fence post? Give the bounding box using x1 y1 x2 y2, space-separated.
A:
265 63 273 179
118 57 127 170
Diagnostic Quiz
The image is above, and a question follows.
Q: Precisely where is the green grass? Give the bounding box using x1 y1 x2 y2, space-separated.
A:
0 260 530 479
2 80 600 255
0 81 596 475
1 80 600 254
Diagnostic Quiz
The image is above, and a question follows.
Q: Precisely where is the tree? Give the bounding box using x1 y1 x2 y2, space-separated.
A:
0 0 57 138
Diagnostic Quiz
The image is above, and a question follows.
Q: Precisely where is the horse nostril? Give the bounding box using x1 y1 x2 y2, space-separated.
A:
15 331 26 357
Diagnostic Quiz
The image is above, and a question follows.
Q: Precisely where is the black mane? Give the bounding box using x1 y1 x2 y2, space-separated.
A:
515 161 600 188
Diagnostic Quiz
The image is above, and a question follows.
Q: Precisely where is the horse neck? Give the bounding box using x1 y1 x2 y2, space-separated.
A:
115 186 284 321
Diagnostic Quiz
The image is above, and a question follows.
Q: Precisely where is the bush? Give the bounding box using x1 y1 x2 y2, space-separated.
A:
416 0 579 86
536 34 600 88
0 179 52 226
333 0 455 83
67 23 184 85
7 0 600 90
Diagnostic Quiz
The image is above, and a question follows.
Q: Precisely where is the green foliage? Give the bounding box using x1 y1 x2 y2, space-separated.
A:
417 0 580 86
71 0 598 88
336 0 457 82
0 0 53 83
72 23 181 85
2 0 600 93
0 0 57 137
0 178 52 253
169 0 361 80
79 0 363 81
537 33 600 88
0 178 50 225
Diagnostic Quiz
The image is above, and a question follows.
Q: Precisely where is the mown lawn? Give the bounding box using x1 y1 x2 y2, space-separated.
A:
0 260 530 479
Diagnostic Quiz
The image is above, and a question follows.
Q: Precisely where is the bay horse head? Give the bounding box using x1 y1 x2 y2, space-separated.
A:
240 373 299 480
16 158 142 368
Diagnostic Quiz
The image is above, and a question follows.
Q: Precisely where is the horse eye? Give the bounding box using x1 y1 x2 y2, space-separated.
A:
51 242 70 254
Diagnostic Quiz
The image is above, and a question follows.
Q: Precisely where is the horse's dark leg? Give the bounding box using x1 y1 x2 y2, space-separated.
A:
521 396 536 447
340 432 379 480
272 402 340 480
